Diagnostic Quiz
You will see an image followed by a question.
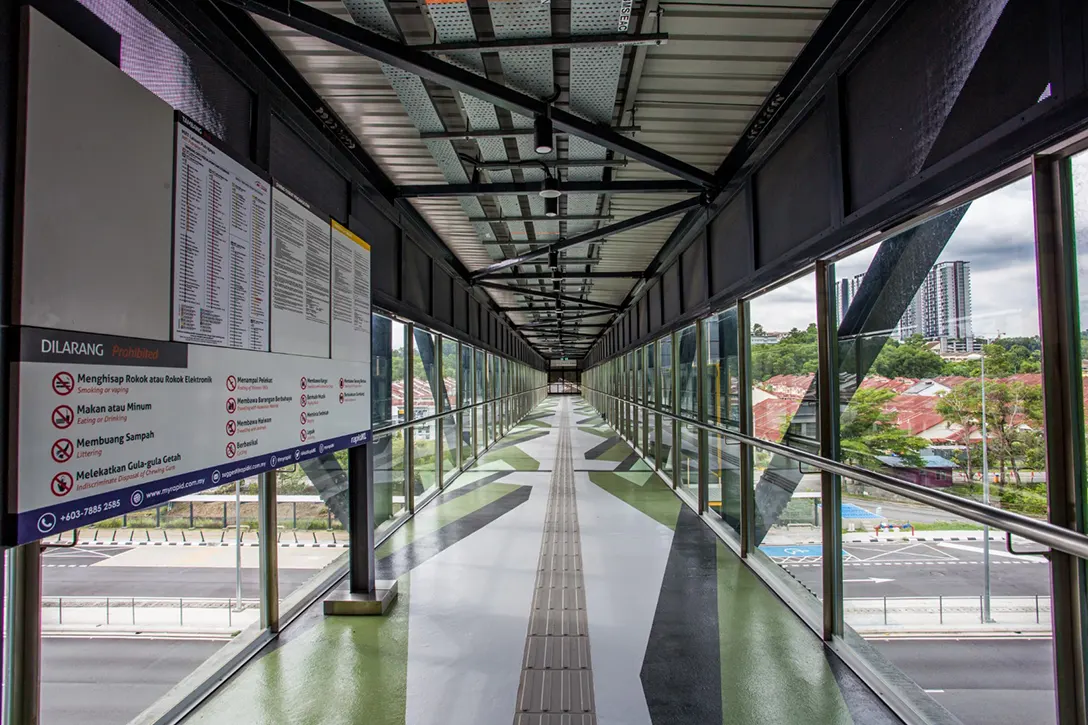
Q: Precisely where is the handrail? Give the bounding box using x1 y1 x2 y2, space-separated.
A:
583 386 1088 562
370 385 548 436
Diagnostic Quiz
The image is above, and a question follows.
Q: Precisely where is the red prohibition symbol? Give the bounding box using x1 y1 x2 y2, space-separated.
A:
226 397 237 414
339 392 345 404
339 378 344 389
225 441 237 459
225 420 237 436
52 372 74 396
300 412 307 425
300 377 307 390
300 430 307 442
52 405 74 429
51 472 73 497
300 394 307 407
52 438 73 463
225 375 237 391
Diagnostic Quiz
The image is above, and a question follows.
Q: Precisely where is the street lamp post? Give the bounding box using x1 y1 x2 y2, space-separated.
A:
969 351 992 623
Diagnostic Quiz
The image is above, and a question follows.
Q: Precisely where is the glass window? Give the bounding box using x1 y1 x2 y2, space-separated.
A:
678 422 699 502
441 414 458 484
411 327 438 420
646 341 656 407
635 346 643 403
374 429 407 529
748 273 819 451
460 410 473 465
677 325 698 417
476 349 486 402
442 338 458 412
386 317 407 424
371 313 398 429
461 345 474 406
413 420 438 501
659 336 673 411
705 308 741 429
476 404 486 456
660 417 674 478
489 354 499 401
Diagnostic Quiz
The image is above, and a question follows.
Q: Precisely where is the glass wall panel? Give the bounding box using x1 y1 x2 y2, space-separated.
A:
678 422 699 502
677 325 698 418
660 418 674 480
461 345 474 407
411 327 439 420
461 411 473 466
476 403 486 456
374 429 407 530
705 308 741 429
708 431 741 535
646 340 656 408
441 414 458 485
833 176 1042 509
659 335 674 411
411 419 438 503
373 314 406 428
441 338 457 411
476 349 486 402
748 273 819 451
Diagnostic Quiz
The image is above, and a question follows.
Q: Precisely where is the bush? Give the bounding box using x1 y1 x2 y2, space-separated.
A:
1000 484 1048 518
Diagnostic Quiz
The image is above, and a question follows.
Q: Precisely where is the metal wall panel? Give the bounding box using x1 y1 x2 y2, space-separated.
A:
432 267 453 325
401 238 432 314
708 185 754 296
662 261 682 322
680 233 708 313
754 102 832 268
453 284 468 334
468 296 479 339
648 280 662 331
638 295 649 339
843 0 1050 212
270 115 349 222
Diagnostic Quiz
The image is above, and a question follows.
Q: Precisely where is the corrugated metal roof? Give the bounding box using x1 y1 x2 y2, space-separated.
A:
253 0 834 357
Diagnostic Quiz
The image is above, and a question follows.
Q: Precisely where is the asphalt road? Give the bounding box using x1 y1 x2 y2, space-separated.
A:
42 546 323 598
764 540 1051 598
876 638 1056 725
42 637 223 725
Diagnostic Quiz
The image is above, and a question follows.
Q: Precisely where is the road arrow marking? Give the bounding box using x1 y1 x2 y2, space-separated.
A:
844 577 895 584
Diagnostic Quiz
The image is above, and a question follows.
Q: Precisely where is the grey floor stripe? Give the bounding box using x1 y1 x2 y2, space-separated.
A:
514 399 597 725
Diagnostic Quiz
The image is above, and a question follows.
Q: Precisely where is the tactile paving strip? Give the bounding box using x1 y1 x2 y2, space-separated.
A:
513 402 596 723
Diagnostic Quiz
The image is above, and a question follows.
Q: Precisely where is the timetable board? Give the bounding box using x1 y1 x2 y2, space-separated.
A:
270 184 332 358
331 220 372 362
172 115 271 351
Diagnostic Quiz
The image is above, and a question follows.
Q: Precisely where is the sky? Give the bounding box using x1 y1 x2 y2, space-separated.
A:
749 175 1058 338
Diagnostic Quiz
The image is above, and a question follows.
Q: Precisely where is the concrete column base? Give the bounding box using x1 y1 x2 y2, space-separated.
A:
323 580 399 616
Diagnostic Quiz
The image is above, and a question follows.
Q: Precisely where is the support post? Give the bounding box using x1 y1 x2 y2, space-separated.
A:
737 300 755 558
406 324 416 513
258 470 279 632
1033 154 1088 725
816 261 843 640
3 542 42 725
696 321 709 514
324 443 398 615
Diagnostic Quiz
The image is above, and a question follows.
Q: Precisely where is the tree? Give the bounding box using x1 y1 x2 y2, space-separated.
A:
839 388 928 469
749 322 819 380
752 323 766 337
872 336 945 379
936 380 981 482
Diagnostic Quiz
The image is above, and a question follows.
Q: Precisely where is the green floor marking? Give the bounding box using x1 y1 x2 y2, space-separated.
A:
474 445 540 472
716 544 854 725
377 483 520 559
597 440 635 462
587 471 680 531
189 577 411 725
612 471 654 486
578 426 611 439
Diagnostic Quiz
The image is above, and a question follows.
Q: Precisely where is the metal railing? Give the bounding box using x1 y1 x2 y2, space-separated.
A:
581 387 1088 563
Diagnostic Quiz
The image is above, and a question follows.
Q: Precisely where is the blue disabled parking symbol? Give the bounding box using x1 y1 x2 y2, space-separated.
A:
37 512 56 534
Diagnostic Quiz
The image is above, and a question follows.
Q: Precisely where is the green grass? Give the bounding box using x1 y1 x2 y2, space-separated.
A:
909 521 986 531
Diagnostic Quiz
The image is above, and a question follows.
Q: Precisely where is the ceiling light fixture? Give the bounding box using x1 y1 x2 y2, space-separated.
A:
544 196 559 217
539 175 561 198
534 114 554 154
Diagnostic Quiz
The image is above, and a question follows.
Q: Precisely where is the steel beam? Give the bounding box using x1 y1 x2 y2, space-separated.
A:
398 180 700 198
497 304 609 312
420 126 639 141
469 159 628 172
469 215 614 224
472 196 704 279
216 0 714 185
477 282 620 311
486 271 643 280
420 32 667 54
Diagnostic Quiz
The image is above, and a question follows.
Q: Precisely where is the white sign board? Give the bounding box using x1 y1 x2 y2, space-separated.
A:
330 220 372 362
13 327 370 544
270 184 331 358
172 116 271 351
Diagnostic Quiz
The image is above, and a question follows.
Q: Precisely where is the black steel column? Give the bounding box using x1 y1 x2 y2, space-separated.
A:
347 443 376 594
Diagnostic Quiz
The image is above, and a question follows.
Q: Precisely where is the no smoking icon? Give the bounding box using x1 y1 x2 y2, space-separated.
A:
226 398 237 414
300 394 307 407
52 372 74 396
226 420 237 436
226 375 237 391
51 472 73 497
52 438 73 463
300 377 307 390
225 441 237 459
52 405 74 429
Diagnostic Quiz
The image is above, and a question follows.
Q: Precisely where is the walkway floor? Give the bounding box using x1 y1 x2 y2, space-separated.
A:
184 396 902 725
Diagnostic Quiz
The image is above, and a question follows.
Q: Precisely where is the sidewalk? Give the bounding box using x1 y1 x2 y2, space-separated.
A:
41 596 259 636
845 595 1051 635
762 527 1014 546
